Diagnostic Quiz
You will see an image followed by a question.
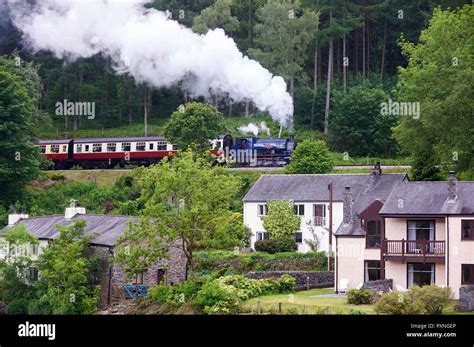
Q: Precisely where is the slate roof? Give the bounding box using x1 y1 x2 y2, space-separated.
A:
242 173 407 237
380 181 474 216
0 214 137 247
242 173 406 203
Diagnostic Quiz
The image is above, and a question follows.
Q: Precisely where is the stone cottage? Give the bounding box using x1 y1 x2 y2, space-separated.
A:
0 206 187 309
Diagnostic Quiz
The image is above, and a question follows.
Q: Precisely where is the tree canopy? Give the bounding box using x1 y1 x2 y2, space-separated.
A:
286 140 334 174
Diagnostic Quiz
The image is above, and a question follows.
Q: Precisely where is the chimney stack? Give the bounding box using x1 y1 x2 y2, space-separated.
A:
372 162 382 176
343 186 353 224
65 199 86 219
447 171 457 203
8 213 28 226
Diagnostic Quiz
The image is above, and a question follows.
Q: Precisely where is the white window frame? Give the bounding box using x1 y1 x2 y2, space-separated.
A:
256 232 269 241
257 204 268 217
294 204 305 216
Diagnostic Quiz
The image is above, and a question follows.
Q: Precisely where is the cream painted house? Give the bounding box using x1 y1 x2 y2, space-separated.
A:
242 169 406 253
335 172 474 299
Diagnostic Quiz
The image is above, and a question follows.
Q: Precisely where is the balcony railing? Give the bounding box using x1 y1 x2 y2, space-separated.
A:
382 239 445 260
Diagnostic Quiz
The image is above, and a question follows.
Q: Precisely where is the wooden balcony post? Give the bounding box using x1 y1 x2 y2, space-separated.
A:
401 238 405 263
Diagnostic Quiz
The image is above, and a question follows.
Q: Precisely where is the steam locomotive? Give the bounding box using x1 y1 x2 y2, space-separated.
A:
38 134 296 169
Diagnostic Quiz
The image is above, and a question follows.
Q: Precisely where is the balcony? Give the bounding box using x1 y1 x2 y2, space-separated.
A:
313 216 327 226
382 239 445 263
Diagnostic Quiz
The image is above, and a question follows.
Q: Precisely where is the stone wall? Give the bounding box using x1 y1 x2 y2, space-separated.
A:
459 286 474 312
362 279 393 292
246 271 334 290
94 240 187 310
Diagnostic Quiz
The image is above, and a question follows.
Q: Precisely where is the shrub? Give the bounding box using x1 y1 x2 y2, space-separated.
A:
254 239 297 254
347 288 375 305
285 140 334 174
6 298 29 314
278 274 296 293
374 291 424 315
410 285 452 315
148 278 207 306
194 280 240 314
50 173 66 181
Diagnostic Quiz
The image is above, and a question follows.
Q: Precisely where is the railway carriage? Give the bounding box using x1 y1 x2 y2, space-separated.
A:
39 136 176 169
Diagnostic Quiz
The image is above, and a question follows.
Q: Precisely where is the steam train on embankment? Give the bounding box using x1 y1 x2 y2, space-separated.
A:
38 134 296 169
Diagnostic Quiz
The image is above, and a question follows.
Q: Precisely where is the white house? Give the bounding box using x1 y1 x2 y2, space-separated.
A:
242 169 406 253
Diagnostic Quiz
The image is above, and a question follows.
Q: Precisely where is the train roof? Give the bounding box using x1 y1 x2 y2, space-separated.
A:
38 136 166 144
37 139 71 144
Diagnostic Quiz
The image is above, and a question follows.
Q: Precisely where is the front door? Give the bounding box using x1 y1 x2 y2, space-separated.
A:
157 269 166 285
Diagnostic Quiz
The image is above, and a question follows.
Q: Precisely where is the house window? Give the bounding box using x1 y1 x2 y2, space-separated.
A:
256 232 269 241
107 143 117 152
136 142 146 151
294 232 303 243
364 260 381 282
30 244 38 256
121 142 131 152
257 204 268 217
461 220 474 240
366 221 381 248
408 263 434 288
50 144 59 153
29 267 39 281
92 143 102 152
40 145 46 153
134 273 144 285
313 204 326 226
294 204 305 216
157 141 167 150
462 264 474 285
76 144 82 153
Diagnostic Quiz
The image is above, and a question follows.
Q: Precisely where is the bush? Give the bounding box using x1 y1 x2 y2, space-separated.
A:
375 285 452 315
411 285 452 315
6 298 29 314
347 288 375 305
148 278 207 306
285 140 334 174
278 274 296 293
194 280 240 314
50 173 66 181
255 239 297 254
374 291 424 315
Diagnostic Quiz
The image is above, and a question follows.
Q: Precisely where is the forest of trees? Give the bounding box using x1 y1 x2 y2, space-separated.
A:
0 0 472 180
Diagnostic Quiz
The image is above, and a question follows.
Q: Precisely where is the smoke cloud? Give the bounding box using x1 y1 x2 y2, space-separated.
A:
6 0 294 129
238 122 271 137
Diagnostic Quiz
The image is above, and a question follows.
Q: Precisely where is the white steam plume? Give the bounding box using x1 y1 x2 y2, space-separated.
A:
7 0 294 129
238 122 271 137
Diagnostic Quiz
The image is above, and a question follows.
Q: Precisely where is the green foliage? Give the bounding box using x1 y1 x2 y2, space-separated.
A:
262 200 301 242
0 55 42 206
254 239 297 254
374 285 452 315
163 102 224 152
394 5 474 178
347 288 375 305
33 220 100 314
115 150 244 279
329 85 398 157
194 278 240 314
192 0 239 34
149 277 207 306
286 140 334 174
410 285 452 315
194 274 296 314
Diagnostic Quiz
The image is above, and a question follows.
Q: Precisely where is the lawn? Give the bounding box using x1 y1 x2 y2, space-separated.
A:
242 288 375 315
242 288 471 315
45 169 128 186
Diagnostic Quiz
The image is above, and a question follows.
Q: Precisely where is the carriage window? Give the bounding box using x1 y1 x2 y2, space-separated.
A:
107 143 117 152
40 145 46 153
149 143 154 150
172 144 178 150
136 142 146 151
157 141 167 150
62 145 67 152
92 143 102 152
85 145 90 152
76 144 82 153
50 144 60 153
122 142 131 152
